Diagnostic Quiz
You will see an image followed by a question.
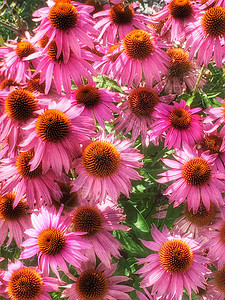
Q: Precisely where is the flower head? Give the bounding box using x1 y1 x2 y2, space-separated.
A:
0 192 31 248
137 225 209 300
94 2 150 44
71 83 121 129
114 85 175 146
94 29 170 87
72 131 143 203
185 6 225 68
70 199 129 268
20 98 95 175
2 259 59 300
62 260 133 299
151 99 203 149
20 206 91 278
158 143 225 212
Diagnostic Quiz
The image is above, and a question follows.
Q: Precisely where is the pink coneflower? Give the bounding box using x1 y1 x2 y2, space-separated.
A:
33 40 96 94
71 83 121 129
94 29 171 87
0 89 39 154
114 85 175 146
150 99 203 149
71 131 143 204
202 266 225 300
0 149 62 208
20 206 91 279
185 6 225 68
62 260 133 299
70 199 129 268
151 0 199 42
136 288 154 300
32 2 96 62
137 225 209 300
160 47 206 95
1 259 59 300
203 215 225 268
94 2 150 44
204 98 225 132
0 191 31 248
20 98 95 175
0 35 38 82
158 143 225 212
173 202 219 237
197 126 225 172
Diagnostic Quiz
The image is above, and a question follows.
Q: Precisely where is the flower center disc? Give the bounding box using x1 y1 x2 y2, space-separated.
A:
0 78 19 90
16 149 42 179
0 193 27 221
15 42 35 60
215 266 225 294
110 4 134 24
53 182 78 210
38 35 49 48
49 3 78 31
72 206 103 236
166 48 192 77
82 141 121 178
168 0 193 20
159 239 193 273
76 269 108 299
27 75 45 93
202 7 225 37
184 202 216 226
123 30 154 59
169 108 191 129
48 40 64 62
36 109 70 143
128 87 159 116
182 157 212 186
5 89 37 121
75 85 101 108
38 228 65 255
201 133 222 154
8 268 43 300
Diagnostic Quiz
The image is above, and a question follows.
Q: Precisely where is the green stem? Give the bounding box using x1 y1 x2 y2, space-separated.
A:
192 65 205 97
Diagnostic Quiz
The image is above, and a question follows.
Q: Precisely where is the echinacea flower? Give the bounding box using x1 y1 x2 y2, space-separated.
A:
94 29 171 87
185 6 225 68
0 149 62 208
137 225 209 300
160 47 206 95
0 89 39 154
2 259 59 300
151 0 199 41
71 131 143 203
20 206 91 278
70 199 129 268
202 266 225 300
33 40 96 94
204 98 225 132
203 215 225 268
71 83 121 129
0 191 31 248
158 143 225 212
94 2 150 44
114 85 175 146
0 78 20 90
62 260 133 299
20 98 95 175
197 126 225 172
173 202 218 237
0 35 38 82
32 2 96 62
150 99 203 149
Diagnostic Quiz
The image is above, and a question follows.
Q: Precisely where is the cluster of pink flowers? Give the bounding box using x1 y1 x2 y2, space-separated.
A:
1 0 225 298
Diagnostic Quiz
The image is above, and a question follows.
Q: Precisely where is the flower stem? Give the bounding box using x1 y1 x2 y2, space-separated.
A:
192 65 205 97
